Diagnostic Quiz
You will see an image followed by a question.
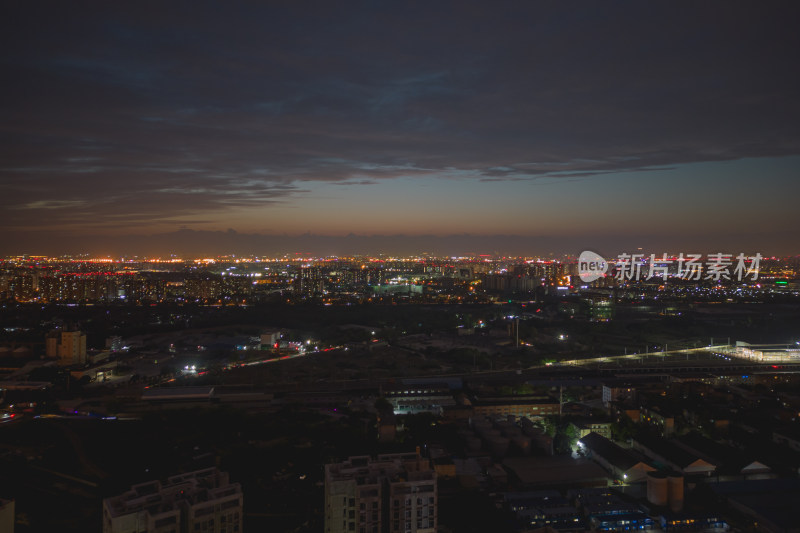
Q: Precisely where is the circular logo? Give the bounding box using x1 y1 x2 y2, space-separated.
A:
578 250 608 282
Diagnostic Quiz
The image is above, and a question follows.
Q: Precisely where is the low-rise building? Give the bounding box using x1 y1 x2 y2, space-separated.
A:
632 436 716 477
569 418 613 440
503 456 608 491
578 432 656 483
708 479 800 533
602 381 636 406
384 383 455 416
640 404 676 437
472 397 559 419
572 488 655 531
674 432 774 481
503 491 584 531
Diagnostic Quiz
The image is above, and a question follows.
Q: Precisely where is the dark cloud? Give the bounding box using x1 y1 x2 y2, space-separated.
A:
5 228 797 258
2 1 800 243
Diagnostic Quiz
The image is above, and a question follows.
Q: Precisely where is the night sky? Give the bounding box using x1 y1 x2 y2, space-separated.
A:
2 2 800 256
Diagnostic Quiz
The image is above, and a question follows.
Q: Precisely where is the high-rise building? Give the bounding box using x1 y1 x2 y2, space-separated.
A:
584 292 614 322
45 331 59 358
106 335 124 352
295 267 324 298
185 275 223 302
59 330 87 365
102 468 242 533
325 451 437 533
0 499 14 533
46 330 88 365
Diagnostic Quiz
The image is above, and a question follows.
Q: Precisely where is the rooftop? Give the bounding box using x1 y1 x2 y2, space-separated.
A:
104 468 241 520
579 432 649 472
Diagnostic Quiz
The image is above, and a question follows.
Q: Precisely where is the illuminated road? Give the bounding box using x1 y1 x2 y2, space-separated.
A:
227 345 345 369
558 344 800 368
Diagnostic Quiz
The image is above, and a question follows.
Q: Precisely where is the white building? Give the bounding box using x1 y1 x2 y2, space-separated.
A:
46 330 87 366
325 452 437 533
259 329 280 349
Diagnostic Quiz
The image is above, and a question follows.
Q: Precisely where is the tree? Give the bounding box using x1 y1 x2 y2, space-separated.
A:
553 421 579 454
610 415 637 442
374 397 393 412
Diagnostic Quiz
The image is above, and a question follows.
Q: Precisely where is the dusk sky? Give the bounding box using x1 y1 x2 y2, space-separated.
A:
2 2 800 256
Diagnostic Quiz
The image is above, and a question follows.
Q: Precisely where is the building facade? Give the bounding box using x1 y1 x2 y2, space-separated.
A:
325 452 437 533
102 468 242 533
472 398 559 419
46 330 87 366
0 499 14 533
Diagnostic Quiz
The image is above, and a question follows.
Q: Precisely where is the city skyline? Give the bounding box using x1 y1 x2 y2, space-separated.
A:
3 2 800 256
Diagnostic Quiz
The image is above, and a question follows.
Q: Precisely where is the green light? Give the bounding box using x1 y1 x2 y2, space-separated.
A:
775 280 788 285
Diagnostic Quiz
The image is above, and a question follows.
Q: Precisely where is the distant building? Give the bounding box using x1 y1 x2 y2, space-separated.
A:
45 331 58 358
259 329 280 349
102 468 242 533
106 336 123 352
578 432 656 483
569 418 613 440
376 409 397 443
584 292 614 322
472 397 559 419
325 451 437 533
384 383 455 416
640 404 676 437
602 381 635 407
573 488 656 531
707 478 800 533
502 456 607 490
185 274 223 302
632 436 716 477
295 267 324 298
528 261 565 285
502 491 583 531
674 432 774 481
481 273 539 293
0 499 14 533
46 330 87 366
